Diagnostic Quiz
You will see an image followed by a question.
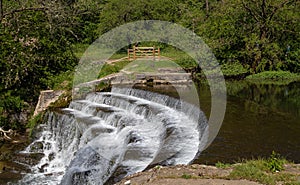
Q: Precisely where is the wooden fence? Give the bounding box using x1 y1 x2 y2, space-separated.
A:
128 46 160 60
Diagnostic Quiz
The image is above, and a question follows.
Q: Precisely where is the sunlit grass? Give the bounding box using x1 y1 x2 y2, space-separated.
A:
246 71 300 85
122 59 180 73
228 153 299 185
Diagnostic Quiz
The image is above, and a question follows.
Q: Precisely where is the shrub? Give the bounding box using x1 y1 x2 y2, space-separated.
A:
267 151 285 172
221 62 249 77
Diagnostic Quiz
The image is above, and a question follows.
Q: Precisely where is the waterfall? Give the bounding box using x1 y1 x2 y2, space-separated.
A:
19 87 208 185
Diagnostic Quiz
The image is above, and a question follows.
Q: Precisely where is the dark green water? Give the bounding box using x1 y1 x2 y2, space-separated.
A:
195 81 300 164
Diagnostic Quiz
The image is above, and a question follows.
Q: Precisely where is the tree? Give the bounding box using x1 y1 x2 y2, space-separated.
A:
0 0 77 130
97 0 183 34
241 0 300 72
194 0 300 73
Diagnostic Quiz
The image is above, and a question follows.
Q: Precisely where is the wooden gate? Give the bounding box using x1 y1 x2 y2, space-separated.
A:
128 46 160 60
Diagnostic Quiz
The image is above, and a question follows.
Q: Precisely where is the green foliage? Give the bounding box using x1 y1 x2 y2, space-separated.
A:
267 151 286 172
95 82 111 92
0 91 25 130
195 0 300 73
0 0 78 129
229 153 297 185
98 60 131 78
181 173 192 179
221 62 249 77
72 44 90 58
215 162 231 169
48 91 72 109
246 71 300 84
42 70 74 91
98 0 182 34
174 56 198 70
154 165 162 170
27 112 44 136
284 50 300 73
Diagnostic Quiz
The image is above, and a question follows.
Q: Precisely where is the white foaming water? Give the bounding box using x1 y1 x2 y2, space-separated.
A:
18 88 208 185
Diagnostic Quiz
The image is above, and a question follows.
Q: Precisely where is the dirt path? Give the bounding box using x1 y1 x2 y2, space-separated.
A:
115 164 262 185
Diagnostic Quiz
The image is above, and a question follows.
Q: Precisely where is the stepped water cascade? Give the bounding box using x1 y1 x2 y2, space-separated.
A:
19 87 208 185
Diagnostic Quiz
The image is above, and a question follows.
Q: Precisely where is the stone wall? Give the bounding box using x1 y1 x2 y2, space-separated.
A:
33 90 64 116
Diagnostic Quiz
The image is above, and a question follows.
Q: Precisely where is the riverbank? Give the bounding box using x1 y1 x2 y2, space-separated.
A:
0 134 33 184
116 162 300 185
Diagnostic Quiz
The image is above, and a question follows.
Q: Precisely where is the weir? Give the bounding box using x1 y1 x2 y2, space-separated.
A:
20 87 208 185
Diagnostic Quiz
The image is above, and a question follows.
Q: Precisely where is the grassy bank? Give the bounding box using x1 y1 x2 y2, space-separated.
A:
246 71 300 85
215 152 300 185
116 152 300 185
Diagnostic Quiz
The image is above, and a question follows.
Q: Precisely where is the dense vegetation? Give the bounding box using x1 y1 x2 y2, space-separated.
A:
0 0 299 130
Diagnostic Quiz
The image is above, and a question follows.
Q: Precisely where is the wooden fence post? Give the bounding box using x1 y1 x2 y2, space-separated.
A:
133 46 136 60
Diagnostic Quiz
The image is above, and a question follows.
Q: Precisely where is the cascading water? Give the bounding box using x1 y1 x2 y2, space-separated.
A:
18 87 208 185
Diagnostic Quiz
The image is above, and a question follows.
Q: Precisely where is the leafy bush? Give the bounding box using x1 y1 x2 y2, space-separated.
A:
42 70 74 91
27 112 44 137
221 62 249 77
174 56 198 70
267 151 285 172
0 92 25 130
246 71 300 81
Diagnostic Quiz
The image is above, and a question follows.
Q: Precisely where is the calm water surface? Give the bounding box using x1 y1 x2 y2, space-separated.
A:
195 81 300 164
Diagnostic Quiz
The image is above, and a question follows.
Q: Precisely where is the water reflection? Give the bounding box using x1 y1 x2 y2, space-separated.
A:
226 81 300 117
196 80 300 164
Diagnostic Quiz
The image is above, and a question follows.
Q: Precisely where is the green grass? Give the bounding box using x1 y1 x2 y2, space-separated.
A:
98 60 131 78
122 59 180 73
246 71 300 84
229 152 299 185
181 173 192 179
161 47 188 59
215 162 232 169
108 53 127 60
158 47 198 69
